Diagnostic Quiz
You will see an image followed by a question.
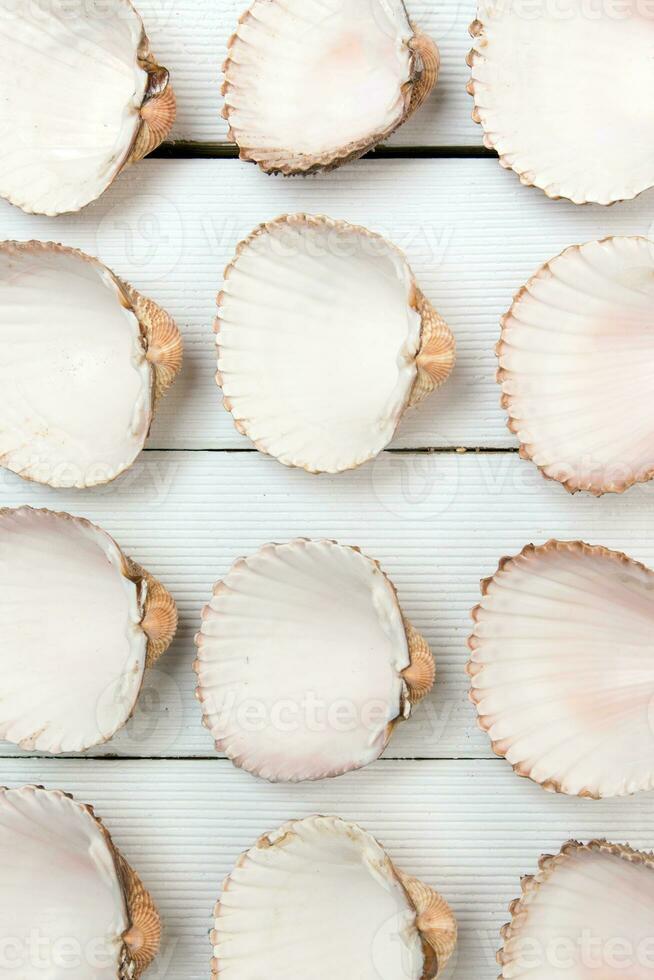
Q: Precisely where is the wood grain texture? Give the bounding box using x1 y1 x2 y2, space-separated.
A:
1 758 653 980
0 450 651 760
2 11 651 978
2 158 653 452
140 0 480 148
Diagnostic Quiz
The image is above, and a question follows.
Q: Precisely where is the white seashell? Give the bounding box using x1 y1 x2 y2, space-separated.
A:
223 0 440 175
194 539 436 782
499 840 654 978
0 507 177 755
497 237 654 496
212 814 457 979
0 242 182 489
216 214 455 474
0 0 175 216
0 785 160 979
467 1 654 204
468 540 654 799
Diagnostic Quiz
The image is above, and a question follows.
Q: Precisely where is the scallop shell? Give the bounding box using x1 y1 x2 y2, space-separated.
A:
497 237 654 495
0 785 160 979
212 815 457 979
0 0 175 216
0 506 178 755
467 0 654 205
0 241 182 489
223 0 439 175
499 840 654 978
194 539 436 782
216 214 455 474
468 540 654 799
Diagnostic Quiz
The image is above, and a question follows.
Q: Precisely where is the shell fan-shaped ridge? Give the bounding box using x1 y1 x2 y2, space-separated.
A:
212 815 457 979
468 539 654 799
498 237 654 495
499 840 654 978
0 786 161 980
0 507 177 755
0 241 182 489
468 0 654 204
194 539 435 782
0 0 175 215
223 0 440 175
216 214 455 474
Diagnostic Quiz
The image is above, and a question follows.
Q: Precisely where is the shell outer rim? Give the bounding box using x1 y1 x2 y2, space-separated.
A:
0 239 180 489
497 839 654 975
220 3 438 175
496 235 654 496
0 784 160 978
210 813 454 980
0 505 174 753
466 14 650 205
193 537 434 780
466 537 654 799
0 0 174 216
214 212 450 474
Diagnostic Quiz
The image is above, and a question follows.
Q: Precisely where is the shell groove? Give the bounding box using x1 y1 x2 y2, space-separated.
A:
0 507 177 755
194 539 434 782
498 237 654 495
499 840 654 978
468 0 654 204
0 242 181 489
0 0 175 215
223 0 439 175
0 785 160 979
216 214 454 474
468 540 654 799
212 815 457 979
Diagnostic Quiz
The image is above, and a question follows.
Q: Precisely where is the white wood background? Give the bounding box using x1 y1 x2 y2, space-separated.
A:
142 0 479 148
2 3 654 979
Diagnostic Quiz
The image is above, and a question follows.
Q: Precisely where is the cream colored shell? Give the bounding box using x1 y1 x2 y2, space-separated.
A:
0 785 160 979
498 237 654 495
499 840 654 978
194 539 435 782
223 0 439 175
212 815 457 979
468 540 654 799
468 0 654 204
216 215 455 474
0 242 182 489
0 0 175 215
0 507 177 755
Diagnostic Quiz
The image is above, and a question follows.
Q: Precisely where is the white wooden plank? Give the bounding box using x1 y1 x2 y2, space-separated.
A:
139 0 480 148
3 158 653 452
0 450 652 760
1 758 653 979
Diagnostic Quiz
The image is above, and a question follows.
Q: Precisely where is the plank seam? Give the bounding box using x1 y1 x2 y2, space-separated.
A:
151 143 499 161
142 447 519 455
0 755 506 764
